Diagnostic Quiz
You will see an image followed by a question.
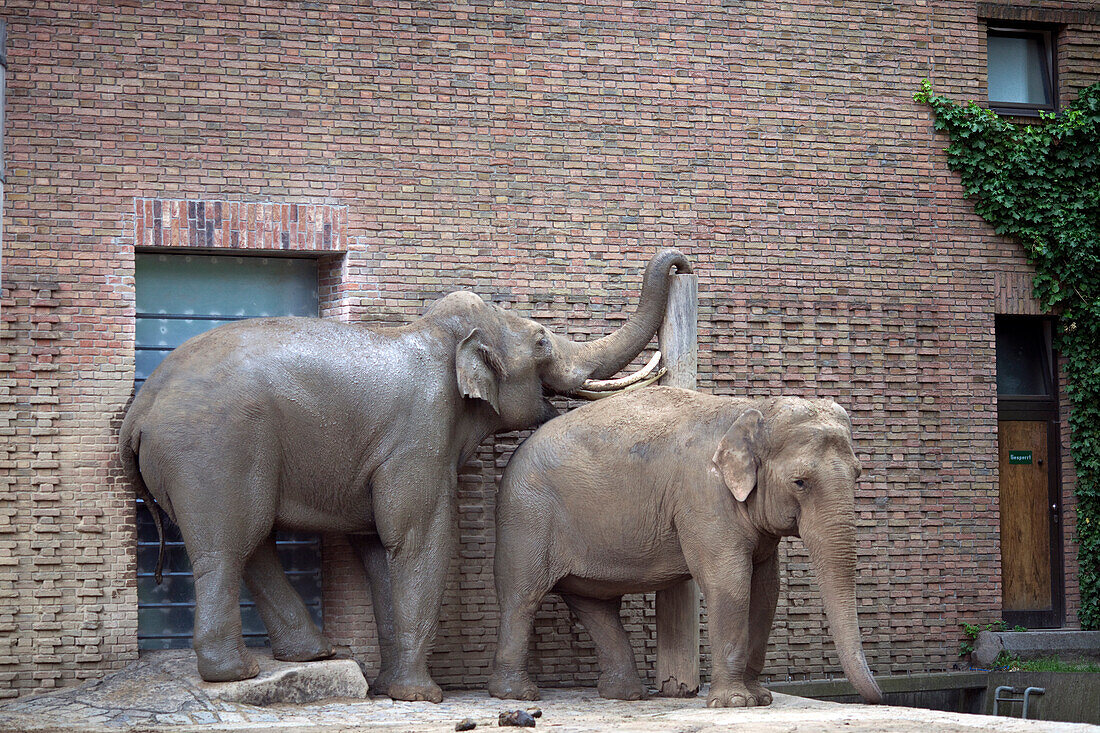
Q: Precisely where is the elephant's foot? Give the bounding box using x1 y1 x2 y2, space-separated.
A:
707 682 765 708
370 666 396 697
270 629 335 663
488 669 541 700
597 672 647 701
386 674 443 703
745 681 773 706
196 646 260 683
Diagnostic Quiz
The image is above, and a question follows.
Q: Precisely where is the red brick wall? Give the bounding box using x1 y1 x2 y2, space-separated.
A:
1 0 1097 697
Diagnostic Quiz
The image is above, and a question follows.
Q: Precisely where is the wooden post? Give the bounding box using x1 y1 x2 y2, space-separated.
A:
655 272 700 697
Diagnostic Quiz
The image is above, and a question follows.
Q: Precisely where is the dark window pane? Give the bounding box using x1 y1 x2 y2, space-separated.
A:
138 605 196 649
996 318 1052 396
987 31 1052 107
135 254 319 318
137 574 196 605
136 317 245 350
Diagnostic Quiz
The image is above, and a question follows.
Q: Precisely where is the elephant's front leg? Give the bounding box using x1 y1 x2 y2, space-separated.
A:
743 550 779 706
696 553 761 707
373 469 456 703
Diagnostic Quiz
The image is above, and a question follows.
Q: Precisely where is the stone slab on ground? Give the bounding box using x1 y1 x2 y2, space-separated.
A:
1 653 1098 733
0 649 368 731
974 631 1100 667
181 650 369 706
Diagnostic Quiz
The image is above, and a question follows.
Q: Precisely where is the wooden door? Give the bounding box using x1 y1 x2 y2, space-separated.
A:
998 420 1054 617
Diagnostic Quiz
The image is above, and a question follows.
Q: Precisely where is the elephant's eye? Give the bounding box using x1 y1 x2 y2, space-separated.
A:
794 479 807 490
535 335 552 357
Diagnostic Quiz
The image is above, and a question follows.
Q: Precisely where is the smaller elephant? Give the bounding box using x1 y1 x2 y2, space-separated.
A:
489 386 883 707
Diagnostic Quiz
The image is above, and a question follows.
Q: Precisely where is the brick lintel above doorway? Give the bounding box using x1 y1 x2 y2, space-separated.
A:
134 198 348 253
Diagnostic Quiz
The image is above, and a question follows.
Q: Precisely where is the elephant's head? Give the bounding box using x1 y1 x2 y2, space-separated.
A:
713 397 883 704
428 249 692 431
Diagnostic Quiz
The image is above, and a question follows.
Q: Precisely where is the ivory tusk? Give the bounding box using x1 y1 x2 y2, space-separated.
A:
578 351 663 392
572 368 666 400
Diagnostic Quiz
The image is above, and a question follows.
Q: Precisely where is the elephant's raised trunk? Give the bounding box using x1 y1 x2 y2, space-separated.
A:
801 518 883 705
545 249 691 391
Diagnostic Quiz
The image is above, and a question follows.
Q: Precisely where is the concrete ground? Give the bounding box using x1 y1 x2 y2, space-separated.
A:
1 651 1097 733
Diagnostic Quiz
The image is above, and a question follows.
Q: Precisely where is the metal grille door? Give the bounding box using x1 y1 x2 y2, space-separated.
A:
134 252 323 649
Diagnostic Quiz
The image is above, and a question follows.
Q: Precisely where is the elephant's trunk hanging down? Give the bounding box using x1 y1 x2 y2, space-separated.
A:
802 516 884 705
545 249 693 391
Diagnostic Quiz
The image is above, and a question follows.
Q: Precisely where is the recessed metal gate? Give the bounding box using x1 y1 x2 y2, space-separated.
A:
134 252 323 649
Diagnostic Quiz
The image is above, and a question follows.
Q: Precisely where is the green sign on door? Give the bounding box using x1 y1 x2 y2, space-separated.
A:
1009 450 1033 465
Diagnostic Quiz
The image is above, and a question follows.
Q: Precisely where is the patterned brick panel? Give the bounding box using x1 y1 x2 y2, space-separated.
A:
134 199 348 252
995 271 1045 316
1 0 1097 699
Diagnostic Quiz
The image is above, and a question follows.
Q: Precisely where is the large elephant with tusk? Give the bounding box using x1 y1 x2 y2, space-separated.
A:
119 249 691 701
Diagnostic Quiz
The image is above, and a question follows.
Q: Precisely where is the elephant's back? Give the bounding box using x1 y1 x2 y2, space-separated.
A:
501 386 733 510
151 317 368 374
123 317 409 467
134 317 384 402
530 386 731 451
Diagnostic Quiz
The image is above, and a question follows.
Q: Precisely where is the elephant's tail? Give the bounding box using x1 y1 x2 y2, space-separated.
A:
119 427 166 585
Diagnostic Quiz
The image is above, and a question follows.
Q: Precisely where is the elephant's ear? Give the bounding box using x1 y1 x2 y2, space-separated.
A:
456 328 505 415
712 408 764 502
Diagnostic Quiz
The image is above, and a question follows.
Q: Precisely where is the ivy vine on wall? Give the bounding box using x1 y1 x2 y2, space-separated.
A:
914 81 1100 629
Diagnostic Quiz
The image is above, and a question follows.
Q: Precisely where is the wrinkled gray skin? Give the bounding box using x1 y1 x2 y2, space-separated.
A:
118 250 691 702
489 386 883 707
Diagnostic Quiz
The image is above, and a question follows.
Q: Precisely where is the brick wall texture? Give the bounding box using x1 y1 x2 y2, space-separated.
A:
1 0 1098 698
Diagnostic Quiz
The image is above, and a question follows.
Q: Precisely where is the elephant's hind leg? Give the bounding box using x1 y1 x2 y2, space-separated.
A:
190 550 258 682
165 451 272 683
561 594 646 700
244 533 334 663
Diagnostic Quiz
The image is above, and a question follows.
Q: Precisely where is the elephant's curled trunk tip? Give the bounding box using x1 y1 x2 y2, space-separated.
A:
651 248 693 276
569 249 694 383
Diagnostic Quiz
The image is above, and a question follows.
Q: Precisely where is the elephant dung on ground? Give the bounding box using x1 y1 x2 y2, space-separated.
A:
489 385 883 707
118 249 691 702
